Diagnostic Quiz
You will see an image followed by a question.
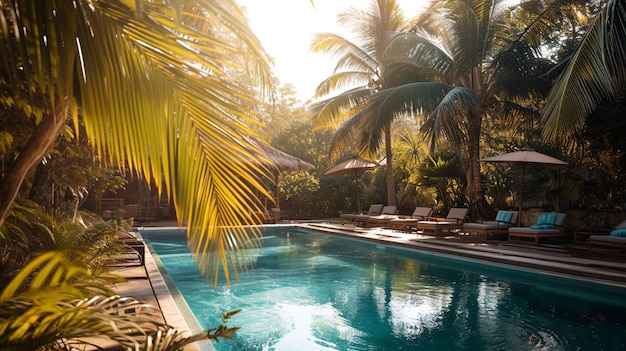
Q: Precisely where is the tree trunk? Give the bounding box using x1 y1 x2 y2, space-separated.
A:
385 122 395 206
0 106 67 226
467 115 496 220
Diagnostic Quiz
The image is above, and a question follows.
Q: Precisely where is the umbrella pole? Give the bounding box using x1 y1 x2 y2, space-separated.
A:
518 164 525 226
275 172 280 209
355 171 361 213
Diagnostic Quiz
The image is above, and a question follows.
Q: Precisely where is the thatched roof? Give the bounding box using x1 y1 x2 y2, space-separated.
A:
248 137 315 173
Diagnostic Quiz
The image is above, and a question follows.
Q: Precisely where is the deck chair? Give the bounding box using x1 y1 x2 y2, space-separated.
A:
417 208 469 235
462 210 518 240
359 206 397 226
388 207 433 232
508 212 567 245
341 204 383 223
588 219 626 250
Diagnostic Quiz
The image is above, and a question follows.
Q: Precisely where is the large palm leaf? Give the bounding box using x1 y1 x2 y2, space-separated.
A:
0 0 273 285
541 0 626 140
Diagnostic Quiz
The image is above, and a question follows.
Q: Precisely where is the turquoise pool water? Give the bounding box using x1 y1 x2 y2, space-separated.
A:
141 227 626 351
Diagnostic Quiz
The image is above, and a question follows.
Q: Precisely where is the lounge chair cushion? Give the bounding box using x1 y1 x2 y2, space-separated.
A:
495 211 513 224
508 227 562 235
509 213 566 235
530 213 557 229
464 220 509 230
589 235 626 245
610 229 626 237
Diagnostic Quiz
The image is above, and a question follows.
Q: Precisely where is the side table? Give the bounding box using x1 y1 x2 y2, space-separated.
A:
573 231 595 244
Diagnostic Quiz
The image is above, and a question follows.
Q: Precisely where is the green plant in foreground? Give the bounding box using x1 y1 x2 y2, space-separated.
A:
0 251 239 350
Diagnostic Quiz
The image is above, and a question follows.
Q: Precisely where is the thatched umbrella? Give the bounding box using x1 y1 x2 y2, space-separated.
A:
249 138 315 173
247 138 315 209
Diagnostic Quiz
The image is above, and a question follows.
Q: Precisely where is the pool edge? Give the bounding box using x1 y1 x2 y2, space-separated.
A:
138 230 214 351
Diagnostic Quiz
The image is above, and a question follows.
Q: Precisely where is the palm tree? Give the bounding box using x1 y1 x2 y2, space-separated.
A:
541 0 626 141
0 0 273 285
309 0 413 207
361 0 571 218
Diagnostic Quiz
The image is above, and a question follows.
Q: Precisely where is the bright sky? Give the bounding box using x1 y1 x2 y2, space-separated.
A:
237 0 431 103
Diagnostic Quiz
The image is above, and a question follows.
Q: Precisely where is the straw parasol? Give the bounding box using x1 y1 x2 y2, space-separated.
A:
480 150 568 225
247 137 315 208
322 156 381 213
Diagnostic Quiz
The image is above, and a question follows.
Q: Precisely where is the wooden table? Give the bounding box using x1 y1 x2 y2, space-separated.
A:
574 229 610 244
574 231 595 244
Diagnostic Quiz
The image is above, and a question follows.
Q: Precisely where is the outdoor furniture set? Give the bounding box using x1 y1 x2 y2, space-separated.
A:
341 203 626 253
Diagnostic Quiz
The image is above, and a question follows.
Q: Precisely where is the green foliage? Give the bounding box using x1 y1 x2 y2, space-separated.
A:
413 151 467 215
0 251 240 351
541 0 626 142
0 203 127 285
279 171 320 201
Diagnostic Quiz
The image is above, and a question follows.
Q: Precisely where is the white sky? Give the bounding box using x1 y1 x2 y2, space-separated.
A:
237 0 431 103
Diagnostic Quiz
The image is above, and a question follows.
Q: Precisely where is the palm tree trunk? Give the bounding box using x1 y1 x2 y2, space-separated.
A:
385 122 395 206
0 106 67 226
467 117 495 219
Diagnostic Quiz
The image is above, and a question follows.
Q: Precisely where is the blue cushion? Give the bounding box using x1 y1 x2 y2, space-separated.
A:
530 213 557 229
495 211 512 223
610 229 626 237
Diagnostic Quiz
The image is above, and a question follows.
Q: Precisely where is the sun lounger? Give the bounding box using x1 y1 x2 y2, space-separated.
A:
417 208 469 235
387 207 433 232
589 220 626 250
462 210 518 240
361 206 398 226
507 212 566 245
341 204 383 223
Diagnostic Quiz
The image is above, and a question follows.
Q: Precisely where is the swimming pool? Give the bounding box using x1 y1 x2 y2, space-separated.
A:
141 226 626 351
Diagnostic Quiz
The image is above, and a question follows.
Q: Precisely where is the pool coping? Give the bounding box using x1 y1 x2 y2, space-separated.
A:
138 230 214 351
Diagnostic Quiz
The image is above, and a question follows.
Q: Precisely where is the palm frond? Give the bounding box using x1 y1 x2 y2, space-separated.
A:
383 32 454 81
368 81 452 117
309 88 373 130
313 71 372 98
541 0 626 140
310 32 380 79
422 87 478 151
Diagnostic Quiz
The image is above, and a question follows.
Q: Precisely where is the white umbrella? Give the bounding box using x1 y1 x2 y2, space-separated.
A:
480 150 568 225
322 156 381 213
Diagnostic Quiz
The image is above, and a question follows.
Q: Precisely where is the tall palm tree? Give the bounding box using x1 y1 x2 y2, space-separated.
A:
0 0 273 285
361 0 571 217
541 0 626 141
309 0 413 207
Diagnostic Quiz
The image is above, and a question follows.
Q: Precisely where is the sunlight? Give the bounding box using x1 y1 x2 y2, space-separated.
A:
237 0 431 102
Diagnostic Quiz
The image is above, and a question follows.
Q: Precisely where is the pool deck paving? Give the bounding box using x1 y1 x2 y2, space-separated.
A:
103 244 206 351
107 220 626 350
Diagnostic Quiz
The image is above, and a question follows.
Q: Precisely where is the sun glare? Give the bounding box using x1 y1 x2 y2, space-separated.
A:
237 0 431 102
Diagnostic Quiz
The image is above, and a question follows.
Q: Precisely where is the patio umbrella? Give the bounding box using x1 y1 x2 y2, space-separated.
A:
479 150 568 225
322 156 381 213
